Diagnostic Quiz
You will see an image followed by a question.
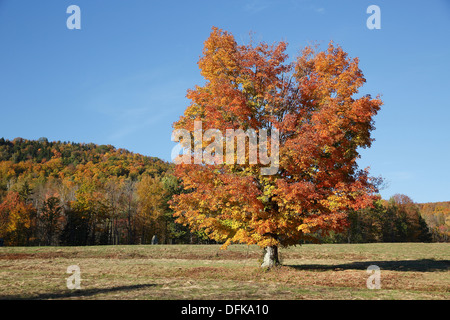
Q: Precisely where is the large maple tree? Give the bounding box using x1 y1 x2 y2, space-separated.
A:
171 27 382 267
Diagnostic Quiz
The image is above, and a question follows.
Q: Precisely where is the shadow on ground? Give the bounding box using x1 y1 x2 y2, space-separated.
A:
289 259 450 272
1 283 157 300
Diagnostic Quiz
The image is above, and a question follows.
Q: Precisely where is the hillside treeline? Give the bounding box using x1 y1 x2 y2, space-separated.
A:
0 137 196 246
0 138 448 246
320 195 438 244
417 201 450 242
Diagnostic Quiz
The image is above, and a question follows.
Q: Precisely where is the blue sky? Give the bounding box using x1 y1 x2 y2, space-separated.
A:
0 0 449 203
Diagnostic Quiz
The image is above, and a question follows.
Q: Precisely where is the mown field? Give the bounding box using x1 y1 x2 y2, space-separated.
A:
0 243 448 300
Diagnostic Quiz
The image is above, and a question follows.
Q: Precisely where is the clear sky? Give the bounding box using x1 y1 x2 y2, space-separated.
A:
0 0 449 203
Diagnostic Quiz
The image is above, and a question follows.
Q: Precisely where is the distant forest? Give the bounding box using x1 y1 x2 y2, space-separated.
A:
0 137 448 246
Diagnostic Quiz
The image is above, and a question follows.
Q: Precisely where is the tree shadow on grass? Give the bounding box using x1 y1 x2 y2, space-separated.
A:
1 283 157 300
288 259 450 272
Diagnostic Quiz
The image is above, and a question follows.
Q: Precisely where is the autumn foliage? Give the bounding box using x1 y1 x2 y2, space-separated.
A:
0 191 35 246
170 27 383 257
0 137 186 246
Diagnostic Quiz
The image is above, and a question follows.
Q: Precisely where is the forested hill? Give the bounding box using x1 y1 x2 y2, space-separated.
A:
417 201 450 242
0 137 181 247
0 137 172 180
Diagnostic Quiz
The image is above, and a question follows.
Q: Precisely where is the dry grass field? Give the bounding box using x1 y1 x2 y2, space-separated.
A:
0 243 448 300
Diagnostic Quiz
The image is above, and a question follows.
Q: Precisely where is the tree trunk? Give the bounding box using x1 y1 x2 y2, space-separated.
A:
261 245 279 268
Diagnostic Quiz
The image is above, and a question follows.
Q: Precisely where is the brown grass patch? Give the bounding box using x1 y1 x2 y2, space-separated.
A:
0 244 448 300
